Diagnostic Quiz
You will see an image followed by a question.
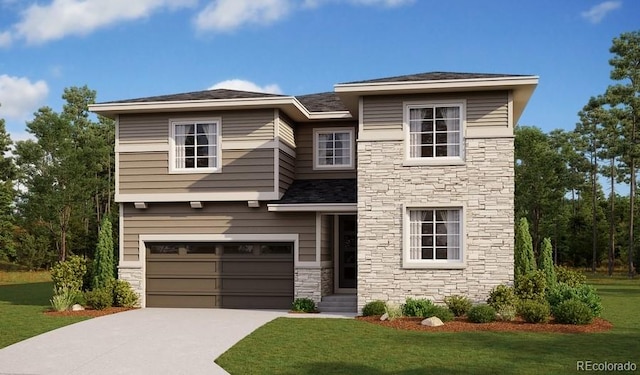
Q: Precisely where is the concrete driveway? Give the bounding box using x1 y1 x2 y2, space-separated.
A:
0 308 287 375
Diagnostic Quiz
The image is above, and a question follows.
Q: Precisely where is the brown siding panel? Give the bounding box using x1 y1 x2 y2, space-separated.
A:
278 113 296 148
321 214 334 262
279 150 295 194
119 149 275 194
295 122 358 180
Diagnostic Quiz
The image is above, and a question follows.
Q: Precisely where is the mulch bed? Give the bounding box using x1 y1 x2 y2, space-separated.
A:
356 316 613 334
44 307 136 318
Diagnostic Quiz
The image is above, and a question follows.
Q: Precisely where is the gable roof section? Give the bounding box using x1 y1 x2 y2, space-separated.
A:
275 179 356 204
342 71 529 84
295 92 348 112
102 89 285 103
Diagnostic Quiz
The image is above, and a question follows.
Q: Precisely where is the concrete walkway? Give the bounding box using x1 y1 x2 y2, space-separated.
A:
0 308 289 375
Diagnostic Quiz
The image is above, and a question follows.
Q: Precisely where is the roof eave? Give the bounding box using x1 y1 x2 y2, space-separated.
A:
334 76 539 123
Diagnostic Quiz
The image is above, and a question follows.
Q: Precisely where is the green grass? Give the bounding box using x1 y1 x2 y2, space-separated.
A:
216 275 640 375
0 270 88 348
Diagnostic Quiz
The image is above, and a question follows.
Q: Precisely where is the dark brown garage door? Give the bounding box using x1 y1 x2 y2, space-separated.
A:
145 242 293 309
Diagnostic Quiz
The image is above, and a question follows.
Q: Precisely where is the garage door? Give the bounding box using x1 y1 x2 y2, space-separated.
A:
145 242 294 309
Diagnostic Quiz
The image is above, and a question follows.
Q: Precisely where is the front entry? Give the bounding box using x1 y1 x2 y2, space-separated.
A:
336 215 357 292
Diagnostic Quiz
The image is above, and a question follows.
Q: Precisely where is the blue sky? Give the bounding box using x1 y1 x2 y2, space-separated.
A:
0 0 637 142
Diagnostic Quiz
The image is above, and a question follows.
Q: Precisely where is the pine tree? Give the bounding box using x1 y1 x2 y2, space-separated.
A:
539 238 556 288
515 217 536 281
92 216 114 289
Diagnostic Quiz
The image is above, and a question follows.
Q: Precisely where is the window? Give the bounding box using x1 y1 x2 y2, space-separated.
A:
405 208 463 268
405 102 464 162
170 119 221 173
313 128 354 169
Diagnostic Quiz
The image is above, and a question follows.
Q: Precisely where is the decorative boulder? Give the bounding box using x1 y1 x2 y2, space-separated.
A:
421 317 444 327
71 304 85 311
380 313 389 321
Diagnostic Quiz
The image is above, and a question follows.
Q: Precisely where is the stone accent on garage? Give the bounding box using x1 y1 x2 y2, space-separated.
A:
356 138 515 312
294 268 322 303
321 266 334 297
118 265 144 307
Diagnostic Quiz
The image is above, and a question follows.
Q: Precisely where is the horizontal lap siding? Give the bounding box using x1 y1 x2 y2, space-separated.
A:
119 149 275 194
278 114 296 148
122 203 316 262
321 215 333 262
118 110 275 143
279 150 295 194
295 122 358 180
362 91 509 133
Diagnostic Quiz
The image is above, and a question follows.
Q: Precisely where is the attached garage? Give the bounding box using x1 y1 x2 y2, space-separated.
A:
145 241 294 309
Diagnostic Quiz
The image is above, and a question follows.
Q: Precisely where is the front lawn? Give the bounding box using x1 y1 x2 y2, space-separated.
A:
0 271 88 348
216 275 640 375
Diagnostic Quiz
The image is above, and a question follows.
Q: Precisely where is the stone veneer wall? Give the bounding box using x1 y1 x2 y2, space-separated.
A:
295 268 322 303
357 138 514 312
321 266 333 297
118 266 143 307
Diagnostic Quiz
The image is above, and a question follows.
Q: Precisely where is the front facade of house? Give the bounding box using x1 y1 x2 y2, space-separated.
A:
89 72 538 312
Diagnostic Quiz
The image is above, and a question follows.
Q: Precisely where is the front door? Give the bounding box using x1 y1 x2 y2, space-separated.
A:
337 215 357 291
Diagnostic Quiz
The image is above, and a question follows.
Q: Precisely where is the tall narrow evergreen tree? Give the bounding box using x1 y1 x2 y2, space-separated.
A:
92 216 114 289
539 238 556 288
515 217 536 281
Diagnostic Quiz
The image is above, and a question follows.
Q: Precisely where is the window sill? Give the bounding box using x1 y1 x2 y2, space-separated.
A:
402 158 465 167
402 261 466 270
168 168 222 174
313 165 355 171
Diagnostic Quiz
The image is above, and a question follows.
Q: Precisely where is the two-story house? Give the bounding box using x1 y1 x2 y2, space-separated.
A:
89 72 538 312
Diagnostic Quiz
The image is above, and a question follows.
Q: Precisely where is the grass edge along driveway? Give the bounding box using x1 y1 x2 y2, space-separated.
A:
216 275 640 375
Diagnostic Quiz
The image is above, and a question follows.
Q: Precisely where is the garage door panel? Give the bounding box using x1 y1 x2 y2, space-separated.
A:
145 241 293 309
147 294 219 308
147 260 219 275
147 277 218 293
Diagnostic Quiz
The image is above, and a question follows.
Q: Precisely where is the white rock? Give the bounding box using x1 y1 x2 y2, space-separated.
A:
71 304 85 311
421 316 444 327
380 313 389 321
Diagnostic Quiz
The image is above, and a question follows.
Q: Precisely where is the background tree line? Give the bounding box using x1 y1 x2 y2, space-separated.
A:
0 31 638 277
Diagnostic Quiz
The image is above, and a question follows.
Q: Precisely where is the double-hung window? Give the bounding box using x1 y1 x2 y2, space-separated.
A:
170 118 221 173
404 207 464 268
313 128 354 169
405 102 464 163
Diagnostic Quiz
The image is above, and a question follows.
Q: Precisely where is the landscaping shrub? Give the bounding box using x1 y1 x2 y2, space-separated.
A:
554 299 594 325
402 298 433 317
49 287 77 312
426 305 454 322
92 216 115 289
291 298 316 312
515 217 536 280
539 238 557 288
547 282 602 317
444 295 472 317
515 270 547 301
495 304 517 322
518 300 550 324
487 285 518 310
84 287 113 310
112 279 139 308
384 303 403 321
467 304 496 323
555 266 586 287
50 255 87 292
362 300 387 316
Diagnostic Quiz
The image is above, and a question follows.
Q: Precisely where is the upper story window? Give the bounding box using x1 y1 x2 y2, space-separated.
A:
313 128 354 170
169 118 221 173
404 101 465 164
404 207 464 268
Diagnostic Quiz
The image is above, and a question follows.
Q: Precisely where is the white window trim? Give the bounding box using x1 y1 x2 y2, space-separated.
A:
169 117 222 174
313 127 355 170
402 204 466 269
402 100 466 166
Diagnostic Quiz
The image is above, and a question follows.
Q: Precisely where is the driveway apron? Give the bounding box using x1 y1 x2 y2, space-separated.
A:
0 308 286 375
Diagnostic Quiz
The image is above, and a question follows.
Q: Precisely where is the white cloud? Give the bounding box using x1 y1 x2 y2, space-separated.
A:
349 0 414 6
0 31 12 47
581 1 621 24
208 79 282 94
0 75 49 120
195 0 292 32
4 0 196 45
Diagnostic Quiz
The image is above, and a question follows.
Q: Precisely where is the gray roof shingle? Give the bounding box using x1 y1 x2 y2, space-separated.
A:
341 71 530 85
102 89 285 104
275 179 356 204
295 92 348 112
